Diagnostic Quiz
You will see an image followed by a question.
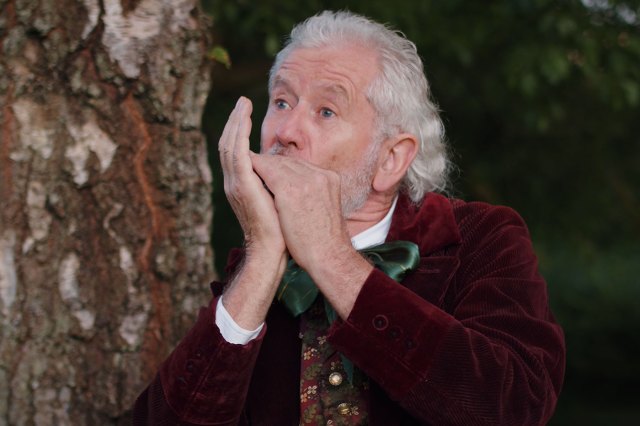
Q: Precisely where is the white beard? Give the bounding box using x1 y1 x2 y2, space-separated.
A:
338 146 378 217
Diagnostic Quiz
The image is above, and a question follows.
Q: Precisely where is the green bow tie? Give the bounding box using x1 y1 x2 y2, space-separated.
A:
276 240 421 318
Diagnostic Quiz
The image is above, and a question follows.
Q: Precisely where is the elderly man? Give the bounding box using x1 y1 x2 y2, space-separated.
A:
134 10 565 425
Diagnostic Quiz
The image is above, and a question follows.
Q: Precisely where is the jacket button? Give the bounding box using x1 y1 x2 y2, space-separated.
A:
389 326 402 339
372 315 388 330
405 338 416 349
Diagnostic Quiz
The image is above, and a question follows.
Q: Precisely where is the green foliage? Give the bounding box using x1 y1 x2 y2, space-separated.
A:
541 241 640 382
541 240 640 424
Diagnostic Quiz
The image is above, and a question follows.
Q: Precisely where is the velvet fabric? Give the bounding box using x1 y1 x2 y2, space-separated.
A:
133 193 565 425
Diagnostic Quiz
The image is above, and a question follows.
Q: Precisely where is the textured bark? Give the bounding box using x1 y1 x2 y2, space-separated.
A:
0 0 214 423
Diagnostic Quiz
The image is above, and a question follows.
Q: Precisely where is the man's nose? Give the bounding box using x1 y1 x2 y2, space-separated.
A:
275 106 307 150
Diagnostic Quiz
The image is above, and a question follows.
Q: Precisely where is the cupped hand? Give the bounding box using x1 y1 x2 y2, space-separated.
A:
219 97 285 257
218 97 289 329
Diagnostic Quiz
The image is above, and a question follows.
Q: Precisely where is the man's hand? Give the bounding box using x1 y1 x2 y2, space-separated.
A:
250 154 346 268
219 97 285 255
218 97 287 329
251 154 373 319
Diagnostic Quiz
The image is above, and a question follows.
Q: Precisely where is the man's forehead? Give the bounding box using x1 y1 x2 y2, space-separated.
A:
270 44 379 104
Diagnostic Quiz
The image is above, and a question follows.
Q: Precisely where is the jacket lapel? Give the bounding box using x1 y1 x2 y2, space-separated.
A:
388 193 462 309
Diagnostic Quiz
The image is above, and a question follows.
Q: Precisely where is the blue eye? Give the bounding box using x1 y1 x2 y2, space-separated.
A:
275 99 289 110
320 108 335 118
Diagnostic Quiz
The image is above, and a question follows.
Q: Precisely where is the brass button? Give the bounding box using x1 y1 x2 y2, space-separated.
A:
328 372 343 386
337 402 350 415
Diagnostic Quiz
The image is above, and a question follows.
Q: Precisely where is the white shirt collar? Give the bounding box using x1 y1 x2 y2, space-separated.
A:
351 196 398 250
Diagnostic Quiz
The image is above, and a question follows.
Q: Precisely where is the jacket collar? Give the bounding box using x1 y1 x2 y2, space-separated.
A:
387 192 462 256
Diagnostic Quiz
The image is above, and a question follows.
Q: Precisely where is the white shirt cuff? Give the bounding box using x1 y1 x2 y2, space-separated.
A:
215 296 264 344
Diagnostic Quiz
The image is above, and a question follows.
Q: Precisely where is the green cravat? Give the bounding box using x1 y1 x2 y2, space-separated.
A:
275 241 420 382
276 240 421 317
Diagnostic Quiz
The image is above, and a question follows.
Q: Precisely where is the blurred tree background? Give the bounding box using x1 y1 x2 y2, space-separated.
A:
200 0 639 424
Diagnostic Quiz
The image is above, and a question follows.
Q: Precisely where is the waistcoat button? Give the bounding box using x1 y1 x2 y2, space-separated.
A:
337 402 350 415
328 372 343 386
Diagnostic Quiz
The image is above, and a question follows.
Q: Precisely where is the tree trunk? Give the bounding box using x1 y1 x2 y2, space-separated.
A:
0 0 214 423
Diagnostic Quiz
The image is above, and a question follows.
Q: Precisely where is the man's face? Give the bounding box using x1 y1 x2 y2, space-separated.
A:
260 43 381 216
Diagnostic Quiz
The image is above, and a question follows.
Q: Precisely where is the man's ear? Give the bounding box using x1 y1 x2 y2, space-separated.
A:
372 133 418 193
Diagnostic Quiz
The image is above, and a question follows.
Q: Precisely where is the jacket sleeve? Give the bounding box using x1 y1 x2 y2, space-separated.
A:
327 205 565 425
132 295 264 425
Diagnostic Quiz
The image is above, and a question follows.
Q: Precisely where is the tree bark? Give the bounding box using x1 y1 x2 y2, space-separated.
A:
0 0 214 423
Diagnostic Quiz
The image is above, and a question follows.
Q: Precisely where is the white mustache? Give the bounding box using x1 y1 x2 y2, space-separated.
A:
267 145 288 156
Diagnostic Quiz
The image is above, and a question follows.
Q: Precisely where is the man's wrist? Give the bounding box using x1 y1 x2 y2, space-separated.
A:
222 249 287 330
308 247 374 320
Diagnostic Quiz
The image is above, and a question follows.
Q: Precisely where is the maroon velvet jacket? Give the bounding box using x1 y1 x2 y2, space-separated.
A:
134 193 565 425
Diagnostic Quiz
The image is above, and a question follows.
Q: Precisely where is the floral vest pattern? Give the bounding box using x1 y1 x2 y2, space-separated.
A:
299 297 369 425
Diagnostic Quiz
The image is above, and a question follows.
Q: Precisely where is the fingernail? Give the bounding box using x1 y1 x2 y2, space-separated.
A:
236 97 245 108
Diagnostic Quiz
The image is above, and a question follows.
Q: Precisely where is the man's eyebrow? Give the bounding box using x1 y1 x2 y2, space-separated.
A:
319 83 351 105
270 76 293 93
271 76 352 105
